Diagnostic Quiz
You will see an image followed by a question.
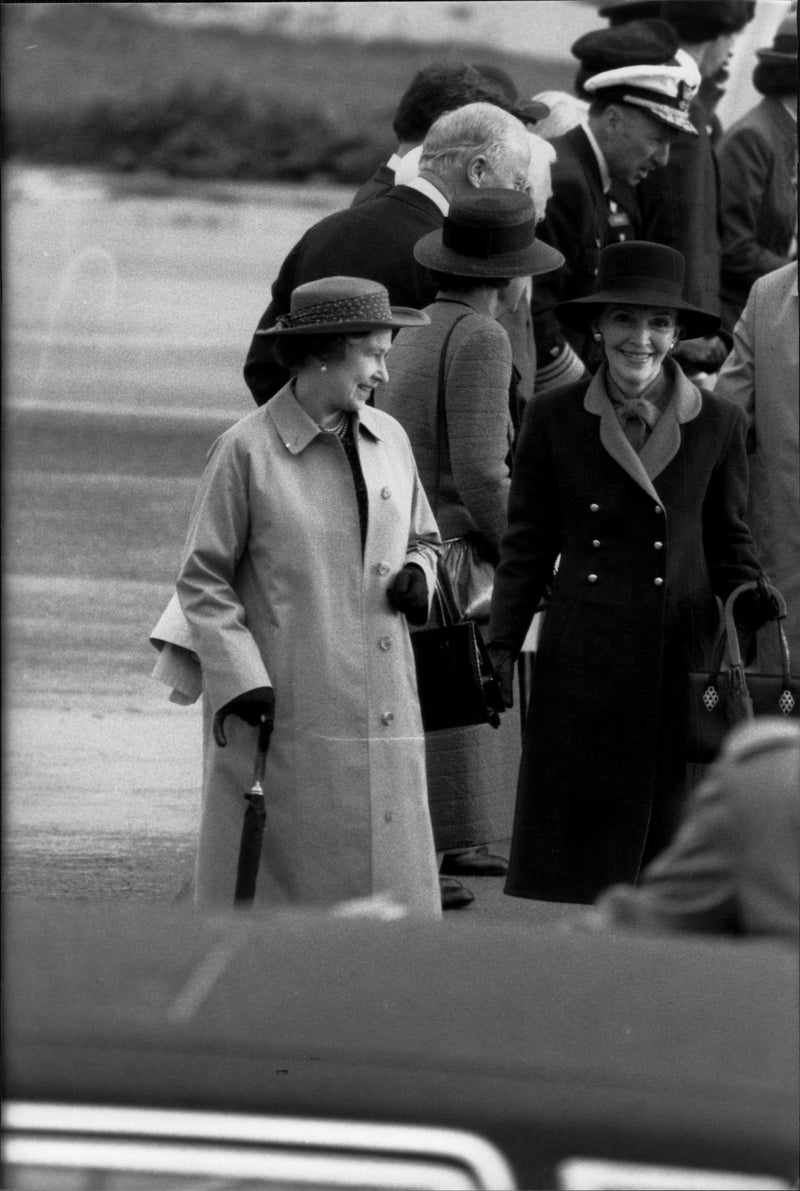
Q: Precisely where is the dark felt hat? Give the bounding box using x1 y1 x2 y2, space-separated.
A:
756 14 798 62
599 0 662 20
413 189 565 279
257 277 429 337
556 241 720 339
572 19 680 72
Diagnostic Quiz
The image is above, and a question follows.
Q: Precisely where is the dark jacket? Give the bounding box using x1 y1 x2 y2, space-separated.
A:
350 162 396 207
243 186 441 404
637 95 722 315
489 362 762 903
716 97 797 330
532 125 639 366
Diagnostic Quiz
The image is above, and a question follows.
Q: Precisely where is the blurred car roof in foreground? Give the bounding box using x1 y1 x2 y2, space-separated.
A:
3 897 798 1189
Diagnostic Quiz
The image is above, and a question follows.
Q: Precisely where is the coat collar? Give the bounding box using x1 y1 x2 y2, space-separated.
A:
266 381 382 456
584 359 702 498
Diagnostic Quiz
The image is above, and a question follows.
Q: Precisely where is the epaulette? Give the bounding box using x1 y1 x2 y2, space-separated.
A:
722 718 800 764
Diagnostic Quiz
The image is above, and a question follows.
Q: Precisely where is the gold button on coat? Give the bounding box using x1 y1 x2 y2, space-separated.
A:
592 539 601 548
654 541 663 550
377 562 390 576
654 577 664 586
588 574 598 584
590 503 600 513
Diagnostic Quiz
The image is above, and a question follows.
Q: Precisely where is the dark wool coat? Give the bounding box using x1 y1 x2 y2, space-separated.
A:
349 162 396 207
716 98 797 331
637 95 722 315
532 124 641 367
489 362 763 904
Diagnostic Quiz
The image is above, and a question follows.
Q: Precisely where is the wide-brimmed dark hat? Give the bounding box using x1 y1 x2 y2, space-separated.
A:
414 190 565 279
756 14 798 62
556 241 721 338
257 277 429 337
598 0 661 20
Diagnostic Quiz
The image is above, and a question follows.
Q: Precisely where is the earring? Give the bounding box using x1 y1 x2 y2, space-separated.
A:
320 364 327 372
592 331 602 343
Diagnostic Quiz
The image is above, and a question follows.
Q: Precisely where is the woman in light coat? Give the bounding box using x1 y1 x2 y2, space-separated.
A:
376 190 563 896
174 277 442 916
489 242 775 905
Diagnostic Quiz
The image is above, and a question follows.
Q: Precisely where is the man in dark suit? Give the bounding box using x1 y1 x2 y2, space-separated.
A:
593 719 799 943
532 55 701 392
244 102 534 406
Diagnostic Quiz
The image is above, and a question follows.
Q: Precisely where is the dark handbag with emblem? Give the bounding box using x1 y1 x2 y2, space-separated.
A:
410 567 505 734
686 581 799 763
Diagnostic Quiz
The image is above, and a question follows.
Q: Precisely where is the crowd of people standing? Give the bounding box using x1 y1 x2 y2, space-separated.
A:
151 0 798 939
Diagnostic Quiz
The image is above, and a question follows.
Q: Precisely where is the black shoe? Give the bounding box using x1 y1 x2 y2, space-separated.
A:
439 874 475 910
440 846 509 877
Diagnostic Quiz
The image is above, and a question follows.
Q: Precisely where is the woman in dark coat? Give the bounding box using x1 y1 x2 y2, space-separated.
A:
488 241 775 905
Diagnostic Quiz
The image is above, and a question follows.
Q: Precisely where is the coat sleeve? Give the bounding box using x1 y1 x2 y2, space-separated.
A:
489 395 562 651
176 433 272 713
717 126 789 290
242 240 301 406
403 445 442 608
445 319 513 557
702 400 762 599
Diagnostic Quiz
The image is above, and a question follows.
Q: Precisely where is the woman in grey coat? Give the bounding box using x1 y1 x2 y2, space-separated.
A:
172 277 443 916
376 190 563 904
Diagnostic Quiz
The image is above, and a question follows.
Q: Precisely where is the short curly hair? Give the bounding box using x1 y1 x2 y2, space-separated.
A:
392 61 510 143
270 332 369 373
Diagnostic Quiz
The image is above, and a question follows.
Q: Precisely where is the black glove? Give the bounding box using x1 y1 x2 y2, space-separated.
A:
487 643 516 709
213 686 275 748
733 577 781 633
387 563 429 626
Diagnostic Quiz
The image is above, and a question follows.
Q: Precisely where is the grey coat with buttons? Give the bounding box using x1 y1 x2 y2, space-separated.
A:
489 360 762 904
176 384 442 915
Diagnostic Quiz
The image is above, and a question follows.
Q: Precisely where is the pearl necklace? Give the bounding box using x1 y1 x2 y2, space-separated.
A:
319 412 349 439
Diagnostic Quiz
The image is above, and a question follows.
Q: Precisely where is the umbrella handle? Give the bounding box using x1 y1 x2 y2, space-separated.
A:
251 714 272 790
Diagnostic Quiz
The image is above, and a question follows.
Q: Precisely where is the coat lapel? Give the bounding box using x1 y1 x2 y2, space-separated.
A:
584 361 702 499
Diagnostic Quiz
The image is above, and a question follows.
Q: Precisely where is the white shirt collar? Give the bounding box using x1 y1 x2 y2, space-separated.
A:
582 122 612 195
781 97 797 123
404 174 450 215
386 152 403 172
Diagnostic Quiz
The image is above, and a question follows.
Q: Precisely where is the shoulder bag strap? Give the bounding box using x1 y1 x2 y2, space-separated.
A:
433 309 473 520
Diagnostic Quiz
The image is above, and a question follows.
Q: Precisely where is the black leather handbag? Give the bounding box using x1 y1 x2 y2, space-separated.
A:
411 569 505 734
686 581 799 763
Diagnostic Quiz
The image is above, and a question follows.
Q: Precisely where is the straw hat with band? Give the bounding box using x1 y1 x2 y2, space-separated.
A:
582 58 701 135
555 241 721 340
257 277 429 338
413 189 565 279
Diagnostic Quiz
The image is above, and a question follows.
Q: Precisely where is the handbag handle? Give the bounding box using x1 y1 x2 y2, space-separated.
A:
723 580 791 685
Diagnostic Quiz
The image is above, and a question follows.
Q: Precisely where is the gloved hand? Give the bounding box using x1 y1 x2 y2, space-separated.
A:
487 643 516 709
387 563 429 626
734 577 781 633
213 686 275 747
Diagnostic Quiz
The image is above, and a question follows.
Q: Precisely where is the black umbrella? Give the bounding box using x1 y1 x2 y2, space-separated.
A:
234 716 272 906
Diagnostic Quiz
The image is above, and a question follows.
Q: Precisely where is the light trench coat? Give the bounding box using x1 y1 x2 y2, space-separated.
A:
159 384 442 917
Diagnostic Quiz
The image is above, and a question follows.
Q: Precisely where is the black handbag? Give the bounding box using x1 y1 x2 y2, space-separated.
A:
411 568 505 734
686 581 799 763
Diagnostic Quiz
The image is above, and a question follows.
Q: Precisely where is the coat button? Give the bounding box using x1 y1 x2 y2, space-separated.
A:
381 487 391 499
592 539 601 548
654 541 663 550
588 573 598 584
378 636 392 651
381 711 395 726
654 505 663 515
377 562 391 576
654 577 664 586
590 503 600 513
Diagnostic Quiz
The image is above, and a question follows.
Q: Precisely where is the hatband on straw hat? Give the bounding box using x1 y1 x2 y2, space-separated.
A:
555 241 721 339
413 189 564 279
258 277 429 337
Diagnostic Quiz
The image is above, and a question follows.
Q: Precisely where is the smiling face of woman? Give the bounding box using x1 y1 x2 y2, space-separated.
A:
299 329 392 426
594 304 679 398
